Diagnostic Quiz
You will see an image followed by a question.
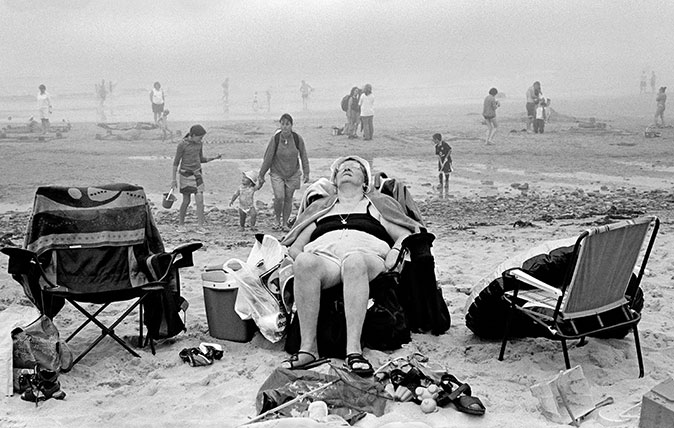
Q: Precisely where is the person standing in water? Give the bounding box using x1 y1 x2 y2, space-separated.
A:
654 86 667 127
483 87 500 144
300 80 313 111
150 81 166 123
37 84 52 134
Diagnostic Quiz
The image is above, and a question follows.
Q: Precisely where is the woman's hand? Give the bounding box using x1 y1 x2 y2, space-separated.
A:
385 247 402 270
255 177 264 190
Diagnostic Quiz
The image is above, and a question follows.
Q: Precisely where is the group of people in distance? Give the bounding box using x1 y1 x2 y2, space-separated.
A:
641 70 657 94
482 81 551 145
654 86 667 127
344 84 375 140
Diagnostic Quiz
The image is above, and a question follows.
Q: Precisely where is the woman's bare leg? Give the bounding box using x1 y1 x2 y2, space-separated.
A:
179 193 191 225
341 253 385 357
284 253 341 367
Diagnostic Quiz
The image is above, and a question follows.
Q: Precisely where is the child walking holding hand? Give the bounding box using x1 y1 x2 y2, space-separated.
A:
433 133 452 198
230 170 258 231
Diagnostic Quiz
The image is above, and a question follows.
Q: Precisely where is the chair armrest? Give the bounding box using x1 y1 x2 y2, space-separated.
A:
504 268 562 297
1 247 38 273
1 247 59 289
170 242 203 269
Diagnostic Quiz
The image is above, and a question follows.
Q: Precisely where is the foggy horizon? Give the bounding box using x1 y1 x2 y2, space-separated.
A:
2 0 674 104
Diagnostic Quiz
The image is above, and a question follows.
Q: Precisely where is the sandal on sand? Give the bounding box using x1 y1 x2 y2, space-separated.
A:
344 353 374 377
179 347 214 367
199 343 224 361
282 351 330 370
439 374 485 416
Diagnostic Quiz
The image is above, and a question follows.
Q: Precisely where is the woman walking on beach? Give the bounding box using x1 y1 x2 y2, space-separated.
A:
36 84 52 134
483 88 500 145
359 84 375 140
654 86 667 127
257 113 310 231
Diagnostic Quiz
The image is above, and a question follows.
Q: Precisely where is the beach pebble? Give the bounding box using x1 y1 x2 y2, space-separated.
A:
420 398 437 413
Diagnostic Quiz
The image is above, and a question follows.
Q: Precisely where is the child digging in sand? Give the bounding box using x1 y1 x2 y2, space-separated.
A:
433 133 452 198
230 170 258 231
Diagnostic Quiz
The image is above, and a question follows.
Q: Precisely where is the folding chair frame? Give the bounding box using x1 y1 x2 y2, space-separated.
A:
498 216 659 378
2 243 201 366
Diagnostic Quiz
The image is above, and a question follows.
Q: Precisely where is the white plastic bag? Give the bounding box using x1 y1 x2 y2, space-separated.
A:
246 234 287 305
223 258 287 343
246 234 286 277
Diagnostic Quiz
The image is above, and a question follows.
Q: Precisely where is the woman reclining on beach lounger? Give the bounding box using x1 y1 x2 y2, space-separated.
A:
279 155 421 376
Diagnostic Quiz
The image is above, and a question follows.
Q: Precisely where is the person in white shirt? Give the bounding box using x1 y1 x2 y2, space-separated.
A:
150 81 165 123
359 84 375 140
36 84 52 134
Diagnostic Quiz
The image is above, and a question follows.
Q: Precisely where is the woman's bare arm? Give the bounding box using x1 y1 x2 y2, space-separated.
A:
287 222 317 260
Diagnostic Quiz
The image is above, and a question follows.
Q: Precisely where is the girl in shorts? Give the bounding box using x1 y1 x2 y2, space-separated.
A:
483 87 500 145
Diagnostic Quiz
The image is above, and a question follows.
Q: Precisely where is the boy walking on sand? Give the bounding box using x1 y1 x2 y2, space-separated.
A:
433 133 452 198
171 124 221 231
230 170 258 231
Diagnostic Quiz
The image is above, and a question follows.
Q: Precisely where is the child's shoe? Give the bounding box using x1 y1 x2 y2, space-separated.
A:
20 369 66 404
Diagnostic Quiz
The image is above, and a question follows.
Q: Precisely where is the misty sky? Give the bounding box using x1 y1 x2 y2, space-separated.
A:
2 0 674 97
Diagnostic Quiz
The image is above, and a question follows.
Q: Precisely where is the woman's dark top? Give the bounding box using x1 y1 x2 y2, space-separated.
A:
310 206 394 246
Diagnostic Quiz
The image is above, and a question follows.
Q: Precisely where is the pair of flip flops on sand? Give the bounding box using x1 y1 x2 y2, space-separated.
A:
281 351 375 378
179 343 224 367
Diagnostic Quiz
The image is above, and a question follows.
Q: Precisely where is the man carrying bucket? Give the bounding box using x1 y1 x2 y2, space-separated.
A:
170 124 221 231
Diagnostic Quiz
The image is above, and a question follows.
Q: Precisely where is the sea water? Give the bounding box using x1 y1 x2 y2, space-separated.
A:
0 70 640 124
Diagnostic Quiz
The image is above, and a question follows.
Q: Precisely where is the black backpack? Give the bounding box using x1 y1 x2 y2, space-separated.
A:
341 95 350 112
397 231 451 335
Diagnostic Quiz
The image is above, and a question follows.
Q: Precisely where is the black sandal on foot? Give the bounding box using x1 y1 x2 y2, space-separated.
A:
344 353 374 377
282 351 330 370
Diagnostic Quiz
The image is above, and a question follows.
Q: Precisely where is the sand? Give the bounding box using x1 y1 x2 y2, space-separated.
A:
1 95 673 427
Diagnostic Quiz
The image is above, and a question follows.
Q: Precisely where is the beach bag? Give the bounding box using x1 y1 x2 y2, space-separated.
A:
398 231 451 335
12 315 73 373
362 272 411 351
341 95 350 112
226 258 287 343
142 253 188 340
144 287 188 340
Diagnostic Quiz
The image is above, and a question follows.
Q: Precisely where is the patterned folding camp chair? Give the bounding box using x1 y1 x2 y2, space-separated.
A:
1 183 201 366
498 216 659 377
